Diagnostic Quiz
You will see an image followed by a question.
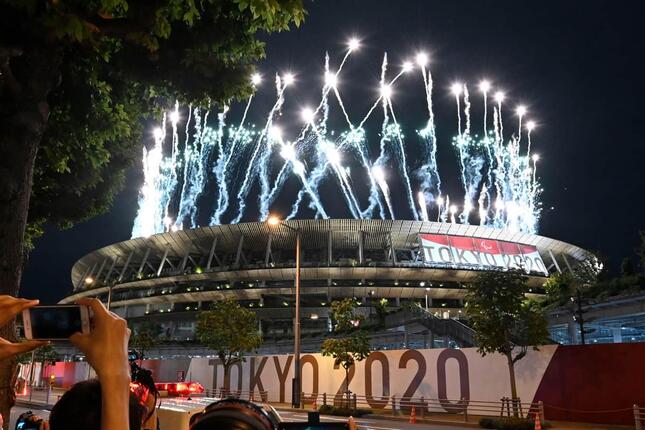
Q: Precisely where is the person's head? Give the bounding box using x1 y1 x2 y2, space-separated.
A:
49 379 146 430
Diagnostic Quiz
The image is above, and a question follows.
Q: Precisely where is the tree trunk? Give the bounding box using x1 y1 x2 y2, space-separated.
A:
344 367 350 409
0 114 42 430
0 46 60 430
223 364 231 396
506 353 519 417
39 358 46 388
0 327 18 430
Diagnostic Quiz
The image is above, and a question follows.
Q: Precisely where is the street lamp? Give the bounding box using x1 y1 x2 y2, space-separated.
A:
267 215 302 408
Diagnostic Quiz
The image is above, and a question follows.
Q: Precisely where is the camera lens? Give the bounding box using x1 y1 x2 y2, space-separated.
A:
15 411 42 430
190 399 278 430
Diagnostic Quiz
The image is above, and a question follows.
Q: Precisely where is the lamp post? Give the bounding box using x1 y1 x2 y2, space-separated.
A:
268 215 301 408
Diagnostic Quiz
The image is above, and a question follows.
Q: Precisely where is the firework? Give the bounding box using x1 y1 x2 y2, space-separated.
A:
131 39 543 238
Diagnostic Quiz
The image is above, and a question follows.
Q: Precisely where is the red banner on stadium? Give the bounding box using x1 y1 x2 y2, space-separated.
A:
419 233 548 275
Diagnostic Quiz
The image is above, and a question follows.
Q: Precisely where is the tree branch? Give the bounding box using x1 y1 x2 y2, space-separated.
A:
87 17 145 37
512 347 527 364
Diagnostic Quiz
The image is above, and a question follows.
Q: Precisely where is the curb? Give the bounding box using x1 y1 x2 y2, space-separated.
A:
15 400 53 410
274 407 480 427
362 413 480 427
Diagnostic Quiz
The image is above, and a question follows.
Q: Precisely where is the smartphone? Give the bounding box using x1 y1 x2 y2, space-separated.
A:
22 305 90 340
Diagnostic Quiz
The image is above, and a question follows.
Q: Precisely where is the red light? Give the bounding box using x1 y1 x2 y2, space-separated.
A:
154 381 204 396
188 382 203 393
130 381 150 403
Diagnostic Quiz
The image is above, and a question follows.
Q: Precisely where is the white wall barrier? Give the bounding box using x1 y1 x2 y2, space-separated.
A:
182 346 557 408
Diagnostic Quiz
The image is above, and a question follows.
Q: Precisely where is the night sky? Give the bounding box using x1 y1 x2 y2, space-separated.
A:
21 0 645 303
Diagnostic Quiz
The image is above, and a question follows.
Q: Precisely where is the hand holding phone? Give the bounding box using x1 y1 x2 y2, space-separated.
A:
22 305 90 340
70 298 131 381
0 295 48 361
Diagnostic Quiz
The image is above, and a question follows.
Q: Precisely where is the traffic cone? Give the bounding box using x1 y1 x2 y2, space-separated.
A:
409 406 417 424
534 412 542 430
348 416 357 430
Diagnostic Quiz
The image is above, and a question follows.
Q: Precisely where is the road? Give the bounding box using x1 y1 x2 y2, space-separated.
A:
9 405 471 430
277 410 472 430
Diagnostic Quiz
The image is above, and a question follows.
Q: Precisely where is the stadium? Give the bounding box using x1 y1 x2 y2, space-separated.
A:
59 219 595 356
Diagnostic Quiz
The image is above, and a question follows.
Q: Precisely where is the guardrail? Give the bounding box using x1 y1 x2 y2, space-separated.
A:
635 405 645 430
300 392 544 422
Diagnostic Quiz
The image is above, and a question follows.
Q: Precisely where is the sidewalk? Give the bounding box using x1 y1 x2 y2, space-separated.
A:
15 387 66 408
269 404 633 429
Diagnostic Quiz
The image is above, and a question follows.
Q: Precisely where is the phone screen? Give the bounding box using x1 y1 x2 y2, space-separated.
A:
29 306 83 339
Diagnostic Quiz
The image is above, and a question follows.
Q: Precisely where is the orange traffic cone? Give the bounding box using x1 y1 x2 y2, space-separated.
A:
409 406 417 424
348 416 357 430
534 412 542 430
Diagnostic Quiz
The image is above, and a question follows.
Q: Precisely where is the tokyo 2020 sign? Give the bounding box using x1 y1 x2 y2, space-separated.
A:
419 233 548 275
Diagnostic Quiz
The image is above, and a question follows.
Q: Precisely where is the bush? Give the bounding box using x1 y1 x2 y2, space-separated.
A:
479 417 497 429
317 404 372 417
479 417 551 430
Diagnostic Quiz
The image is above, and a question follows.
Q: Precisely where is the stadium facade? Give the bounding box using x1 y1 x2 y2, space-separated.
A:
60 219 597 354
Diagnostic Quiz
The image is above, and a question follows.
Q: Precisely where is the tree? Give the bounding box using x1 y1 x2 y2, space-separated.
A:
621 257 635 277
196 299 261 391
129 321 163 360
0 1 304 423
321 299 370 408
465 271 550 412
374 298 388 328
18 343 58 387
321 335 370 406
330 298 363 332
543 272 574 305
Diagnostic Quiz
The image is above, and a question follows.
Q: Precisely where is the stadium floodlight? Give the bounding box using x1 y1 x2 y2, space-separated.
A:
267 215 281 226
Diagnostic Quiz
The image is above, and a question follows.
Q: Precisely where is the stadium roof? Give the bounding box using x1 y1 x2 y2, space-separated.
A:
69 219 594 292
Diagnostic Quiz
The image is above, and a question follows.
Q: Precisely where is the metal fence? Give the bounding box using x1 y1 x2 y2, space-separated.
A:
635 405 645 430
300 391 544 422
204 388 270 403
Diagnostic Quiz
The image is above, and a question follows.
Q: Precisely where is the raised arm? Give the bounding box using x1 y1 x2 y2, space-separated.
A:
70 298 131 430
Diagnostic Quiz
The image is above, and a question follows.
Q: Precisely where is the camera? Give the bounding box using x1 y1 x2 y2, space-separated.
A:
129 350 158 399
15 411 43 430
129 349 160 429
189 399 350 430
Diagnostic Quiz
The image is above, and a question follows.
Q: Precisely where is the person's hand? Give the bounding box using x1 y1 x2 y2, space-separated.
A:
0 295 49 360
70 298 131 381
71 299 132 430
